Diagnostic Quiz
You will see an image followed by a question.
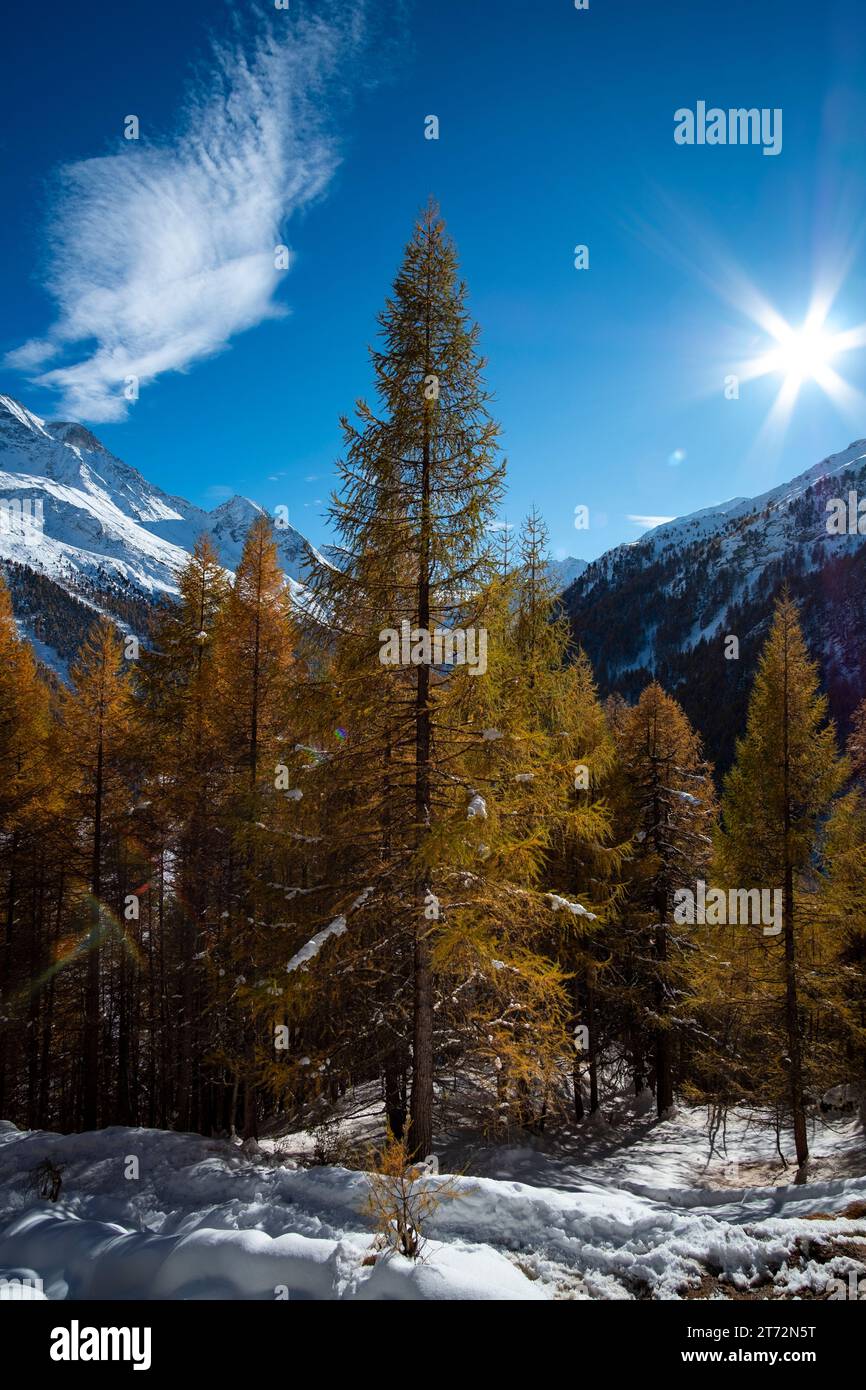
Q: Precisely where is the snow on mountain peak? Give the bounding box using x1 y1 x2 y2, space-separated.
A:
0 394 320 649
47 421 107 454
208 494 265 524
0 394 47 427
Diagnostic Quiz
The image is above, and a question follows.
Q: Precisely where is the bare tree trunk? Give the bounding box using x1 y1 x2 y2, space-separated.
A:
409 239 435 1162
587 980 600 1114
572 1066 585 1122
631 1023 645 1095
781 626 808 1170
176 839 199 1132
117 940 131 1125
411 933 434 1158
26 858 45 1127
654 914 674 1116
571 977 584 1122
0 829 19 1120
242 1027 258 1139
83 722 104 1130
384 1056 407 1140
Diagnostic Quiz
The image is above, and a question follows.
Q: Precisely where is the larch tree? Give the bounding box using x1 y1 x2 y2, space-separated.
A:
138 535 230 1130
846 692 866 786
483 510 622 1127
608 682 717 1117
211 514 301 1137
59 617 137 1129
817 788 866 1122
0 575 56 1118
716 592 846 1169
300 202 510 1157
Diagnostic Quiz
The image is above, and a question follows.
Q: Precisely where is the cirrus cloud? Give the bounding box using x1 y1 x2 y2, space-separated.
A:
6 7 366 422
627 514 676 529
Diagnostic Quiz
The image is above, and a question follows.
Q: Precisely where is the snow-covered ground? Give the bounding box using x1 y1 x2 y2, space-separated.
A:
1 1104 864 1301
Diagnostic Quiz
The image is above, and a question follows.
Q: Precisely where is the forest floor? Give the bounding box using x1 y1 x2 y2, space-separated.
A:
1 1091 865 1300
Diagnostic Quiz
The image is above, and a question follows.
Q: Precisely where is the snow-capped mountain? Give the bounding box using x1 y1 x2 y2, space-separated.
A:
564 437 866 769
573 438 866 601
0 393 324 672
0 394 322 593
547 555 587 592
7 385 865 765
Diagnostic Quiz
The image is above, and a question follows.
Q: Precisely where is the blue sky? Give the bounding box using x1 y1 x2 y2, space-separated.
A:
3 0 866 561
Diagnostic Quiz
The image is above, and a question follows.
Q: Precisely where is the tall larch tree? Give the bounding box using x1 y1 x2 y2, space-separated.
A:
211 514 301 1137
0 575 56 1118
717 592 846 1169
300 202 509 1157
138 535 230 1130
59 617 136 1129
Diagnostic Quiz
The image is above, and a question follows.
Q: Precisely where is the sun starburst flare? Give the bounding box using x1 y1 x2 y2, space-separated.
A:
735 297 866 450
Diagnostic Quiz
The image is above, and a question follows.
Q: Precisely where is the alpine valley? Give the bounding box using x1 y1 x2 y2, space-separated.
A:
3 390 866 774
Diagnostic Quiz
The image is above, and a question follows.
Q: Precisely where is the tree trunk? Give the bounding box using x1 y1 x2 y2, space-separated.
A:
587 981 599 1114
781 627 808 1170
0 829 19 1119
384 1056 407 1140
83 719 104 1130
654 916 674 1116
572 1068 584 1122
571 977 584 1122
411 933 434 1158
631 1024 645 1095
409 241 436 1162
242 1027 258 1139
26 858 45 1127
783 861 808 1167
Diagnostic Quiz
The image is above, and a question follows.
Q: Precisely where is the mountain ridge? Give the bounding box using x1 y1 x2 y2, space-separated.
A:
564 436 866 770
0 393 328 670
5 389 865 762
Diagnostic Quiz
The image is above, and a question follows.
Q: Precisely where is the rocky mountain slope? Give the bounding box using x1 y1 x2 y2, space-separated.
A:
563 438 866 770
0 394 323 672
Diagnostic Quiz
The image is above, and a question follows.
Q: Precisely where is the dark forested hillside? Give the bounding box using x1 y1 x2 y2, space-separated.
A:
2 561 158 672
564 445 866 773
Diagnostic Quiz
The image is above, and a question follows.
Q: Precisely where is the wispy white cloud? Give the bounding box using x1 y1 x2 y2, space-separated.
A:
627 514 676 529
7 8 365 422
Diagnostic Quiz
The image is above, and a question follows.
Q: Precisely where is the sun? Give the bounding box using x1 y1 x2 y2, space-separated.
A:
734 296 866 452
750 314 846 391
640 199 866 456
767 322 840 384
